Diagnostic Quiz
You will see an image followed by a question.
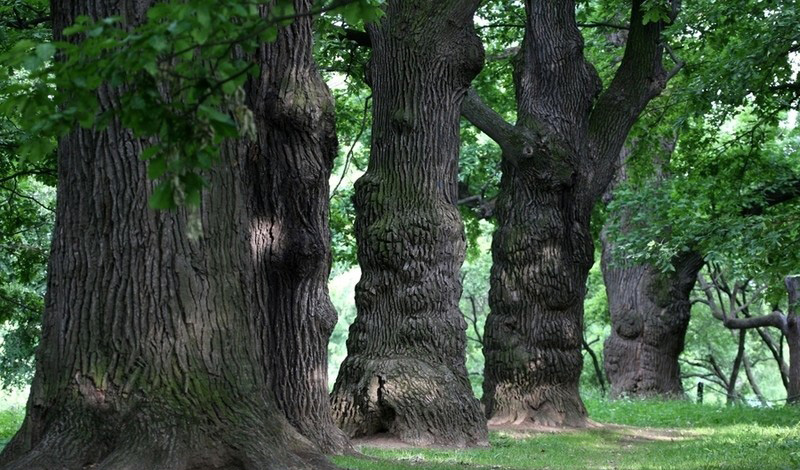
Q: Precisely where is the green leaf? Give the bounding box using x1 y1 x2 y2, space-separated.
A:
147 157 168 179
149 182 176 209
191 27 210 45
140 146 159 161
35 43 55 61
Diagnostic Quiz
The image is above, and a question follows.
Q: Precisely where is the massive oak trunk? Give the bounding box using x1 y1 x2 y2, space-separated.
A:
483 176 594 427
245 0 350 454
462 0 674 427
329 0 488 447
0 1 331 468
602 239 703 397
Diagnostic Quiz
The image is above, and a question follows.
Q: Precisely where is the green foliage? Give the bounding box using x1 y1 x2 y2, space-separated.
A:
459 231 493 397
641 0 672 25
0 1 55 388
0 0 384 209
581 257 611 393
0 407 24 446
607 113 799 300
327 267 360 386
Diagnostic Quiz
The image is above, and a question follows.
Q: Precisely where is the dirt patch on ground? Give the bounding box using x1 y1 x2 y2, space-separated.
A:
351 433 491 450
351 422 694 450
487 420 695 442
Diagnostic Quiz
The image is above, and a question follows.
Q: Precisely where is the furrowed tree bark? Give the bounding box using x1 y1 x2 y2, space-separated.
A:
0 1 332 468
329 0 488 447
602 240 703 398
462 0 675 427
245 0 350 454
787 275 800 404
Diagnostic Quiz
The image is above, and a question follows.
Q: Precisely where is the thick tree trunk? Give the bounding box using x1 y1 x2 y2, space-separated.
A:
483 181 594 427
463 0 671 427
245 0 350 454
602 239 703 398
329 0 488 447
0 1 330 468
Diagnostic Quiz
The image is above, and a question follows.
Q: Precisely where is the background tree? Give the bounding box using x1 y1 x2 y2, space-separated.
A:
602 149 704 397
600 0 800 400
462 0 679 426
0 0 55 390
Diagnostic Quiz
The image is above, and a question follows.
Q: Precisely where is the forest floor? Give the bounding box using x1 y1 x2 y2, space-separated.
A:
0 393 797 469
334 397 800 470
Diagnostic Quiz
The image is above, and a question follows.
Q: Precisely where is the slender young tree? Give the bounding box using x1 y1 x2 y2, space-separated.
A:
330 0 488 446
0 1 333 468
462 0 679 426
245 0 351 454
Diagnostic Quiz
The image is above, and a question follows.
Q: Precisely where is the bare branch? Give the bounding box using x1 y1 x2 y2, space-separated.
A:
723 311 787 331
578 21 629 30
461 88 517 154
582 337 606 394
487 46 520 62
663 42 684 81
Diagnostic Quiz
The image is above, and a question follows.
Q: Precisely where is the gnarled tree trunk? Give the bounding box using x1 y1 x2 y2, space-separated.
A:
602 240 703 397
245 0 350 454
0 1 330 468
462 0 675 427
483 178 594 427
329 0 488 447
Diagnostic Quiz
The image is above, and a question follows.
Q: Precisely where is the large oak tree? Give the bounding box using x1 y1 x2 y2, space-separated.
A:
330 0 488 446
462 0 678 426
0 0 338 468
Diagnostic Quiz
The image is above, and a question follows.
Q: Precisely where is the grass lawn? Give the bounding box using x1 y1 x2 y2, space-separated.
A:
334 397 800 470
0 394 796 469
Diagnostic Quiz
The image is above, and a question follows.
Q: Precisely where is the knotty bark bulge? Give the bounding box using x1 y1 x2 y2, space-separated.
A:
602 240 703 397
245 0 350 454
330 0 488 447
0 1 332 468
463 0 673 427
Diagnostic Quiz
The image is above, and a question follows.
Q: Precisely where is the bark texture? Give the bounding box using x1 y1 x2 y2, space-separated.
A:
245 0 350 454
0 1 331 468
462 0 675 427
602 240 703 398
329 0 488 447
786 275 800 404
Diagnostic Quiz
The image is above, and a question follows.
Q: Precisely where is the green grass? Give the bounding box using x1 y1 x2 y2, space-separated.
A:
334 399 800 470
0 393 797 469
0 407 24 447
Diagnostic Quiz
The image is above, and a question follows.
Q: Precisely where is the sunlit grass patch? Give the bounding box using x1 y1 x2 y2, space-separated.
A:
0 407 24 447
334 400 800 470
